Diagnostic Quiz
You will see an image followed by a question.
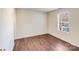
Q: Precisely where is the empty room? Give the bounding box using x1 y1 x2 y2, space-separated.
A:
0 8 79 51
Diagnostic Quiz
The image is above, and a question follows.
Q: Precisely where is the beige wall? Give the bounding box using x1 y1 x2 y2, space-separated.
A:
15 9 47 39
48 8 79 47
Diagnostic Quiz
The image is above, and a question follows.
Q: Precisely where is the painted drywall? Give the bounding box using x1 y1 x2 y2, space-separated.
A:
48 8 79 47
0 9 3 49
2 8 16 51
15 9 47 39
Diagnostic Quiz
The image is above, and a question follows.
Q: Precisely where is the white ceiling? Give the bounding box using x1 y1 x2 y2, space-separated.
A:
27 8 58 12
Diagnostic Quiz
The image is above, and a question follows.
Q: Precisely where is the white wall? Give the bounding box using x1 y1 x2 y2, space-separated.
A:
48 8 79 47
2 8 16 51
15 9 47 39
0 9 3 49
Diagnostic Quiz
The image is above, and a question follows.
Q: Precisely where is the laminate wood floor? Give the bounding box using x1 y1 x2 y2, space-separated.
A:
13 34 79 51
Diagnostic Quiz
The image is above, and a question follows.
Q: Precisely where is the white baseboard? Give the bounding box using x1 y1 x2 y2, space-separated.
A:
49 33 79 47
15 33 47 40
15 33 79 47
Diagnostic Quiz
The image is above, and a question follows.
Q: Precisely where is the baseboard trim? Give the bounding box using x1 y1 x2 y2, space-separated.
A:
15 33 79 48
15 33 48 40
48 33 79 48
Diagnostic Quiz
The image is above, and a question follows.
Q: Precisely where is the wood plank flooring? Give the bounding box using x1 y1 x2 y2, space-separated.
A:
13 34 79 51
